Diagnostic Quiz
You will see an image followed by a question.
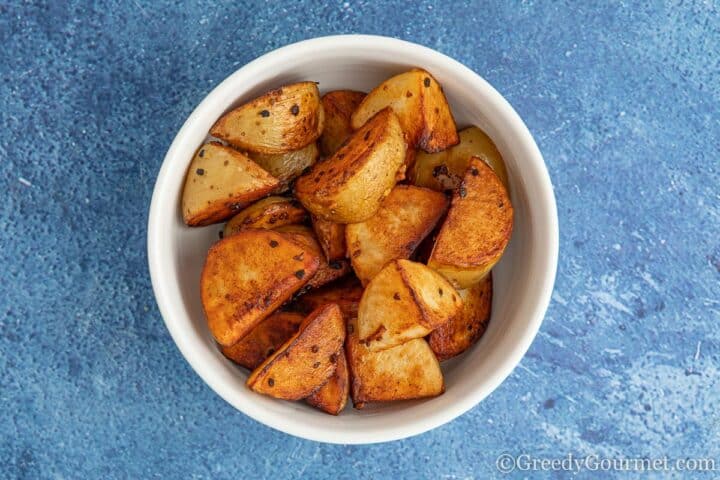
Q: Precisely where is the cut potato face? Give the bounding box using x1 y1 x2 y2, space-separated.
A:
221 311 304 369
346 317 443 408
319 90 366 156
411 126 510 192
428 274 493 361
210 82 324 154
311 215 346 261
223 196 307 237
201 229 319 346
248 142 319 190
428 158 513 288
291 276 363 319
294 108 406 223
305 350 349 415
357 259 462 351
346 185 448 285
247 304 345 400
182 142 280 226
351 69 458 153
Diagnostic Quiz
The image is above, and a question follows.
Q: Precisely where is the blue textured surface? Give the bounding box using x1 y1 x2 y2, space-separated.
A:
1 1 719 478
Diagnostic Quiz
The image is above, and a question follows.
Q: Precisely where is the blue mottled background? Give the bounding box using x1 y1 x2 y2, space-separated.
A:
1 1 718 478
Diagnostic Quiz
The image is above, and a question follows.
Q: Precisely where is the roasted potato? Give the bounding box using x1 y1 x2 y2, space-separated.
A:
247 304 345 400
351 69 458 153
182 142 280 226
248 142 319 190
275 225 351 289
319 90 366 156
411 126 510 192
294 108 406 223
306 350 349 415
346 317 444 409
428 158 513 288
291 276 363 319
346 185 448 285
223 196 307 237
210 82 324 154
428 274 493 361
221 311 304 369
357 259 462 351
311 215 346 261
201 229 319 346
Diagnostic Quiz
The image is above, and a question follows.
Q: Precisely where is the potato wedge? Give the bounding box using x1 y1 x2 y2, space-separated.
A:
294 108 406 223
247 304 345 400
346 185 448 285
182 142 280 226
223 196 307 237
428 274 493 361
357 259 462 351
428 158 513 288
411 126 510 192
346 317 443 409
306 350 349 415
201 229 319 346
319 90 366 156
210 82 324 154
351 69 458 153
291 276 363 319
221 311 304 369
311 215 346 261
248 142 319 190
275 225 351 290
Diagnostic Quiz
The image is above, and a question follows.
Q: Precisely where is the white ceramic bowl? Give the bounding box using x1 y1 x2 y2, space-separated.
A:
148 35 558 444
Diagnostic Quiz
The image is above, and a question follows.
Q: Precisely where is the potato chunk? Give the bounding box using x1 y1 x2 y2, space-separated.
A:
248 142 319 190
306 350 349 415
223 196 307 237
181 142 279 226
319 90 366 156
291 276 363 319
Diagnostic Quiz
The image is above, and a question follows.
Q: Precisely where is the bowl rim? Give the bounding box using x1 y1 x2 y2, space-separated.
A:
147 34 559 444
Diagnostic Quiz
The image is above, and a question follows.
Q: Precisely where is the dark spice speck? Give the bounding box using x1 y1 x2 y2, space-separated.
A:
268 378 274 387
295 270 305 279
424 77 431 87
313 362 320 368
471 167 479 176
311 345 319 353
393 293 401 300
196 168 205 175
290 104 299 116
259 110 270 117
198 149 205 157
269 240 279 248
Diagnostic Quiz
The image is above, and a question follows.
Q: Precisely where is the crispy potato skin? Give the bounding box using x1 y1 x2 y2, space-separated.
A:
182 142 280 226
351 69 458 153
357 259 462 351
346 185 448 285
221 311 304 369
294 108 406 223
223 196 307 236
246 304 345 400
311 215 346 261
306 350 349 415
346 317 444 408
248 142 319 190
201 230 319 346
211 82 324 154
428 274 493 361
320 90 366 156
428 158 513 289
291 276 363 319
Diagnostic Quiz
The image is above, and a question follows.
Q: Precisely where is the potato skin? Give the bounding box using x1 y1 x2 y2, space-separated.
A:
311 215 347 262
201 230 319 346
247 304 345 400
428 158 513 289
291 276 363 319
428 274 493 361
223 196 307 237
305 350 349 415
319 90 366 156
294 108 406 223
248 142 319 190
211 82 324 154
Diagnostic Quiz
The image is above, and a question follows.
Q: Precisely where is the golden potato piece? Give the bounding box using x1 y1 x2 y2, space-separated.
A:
428 158 513 288
248 142 319 190
295 108 406 223
210 82 324 154
319 90 366 156
247 304 345 400
223 196 307 237
306 350 349 415
275 225 351 290
292 276 363 319
351 69 458 153
311 215 346 262
411 126 510 192
221 311 304 369
201 229 319 346
181 142 280 226
357 259 462 351
428 274 493 361
346 185 448 285
346 317 443 409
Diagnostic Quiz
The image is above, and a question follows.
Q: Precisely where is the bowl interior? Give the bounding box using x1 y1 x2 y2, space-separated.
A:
149 36 557 444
